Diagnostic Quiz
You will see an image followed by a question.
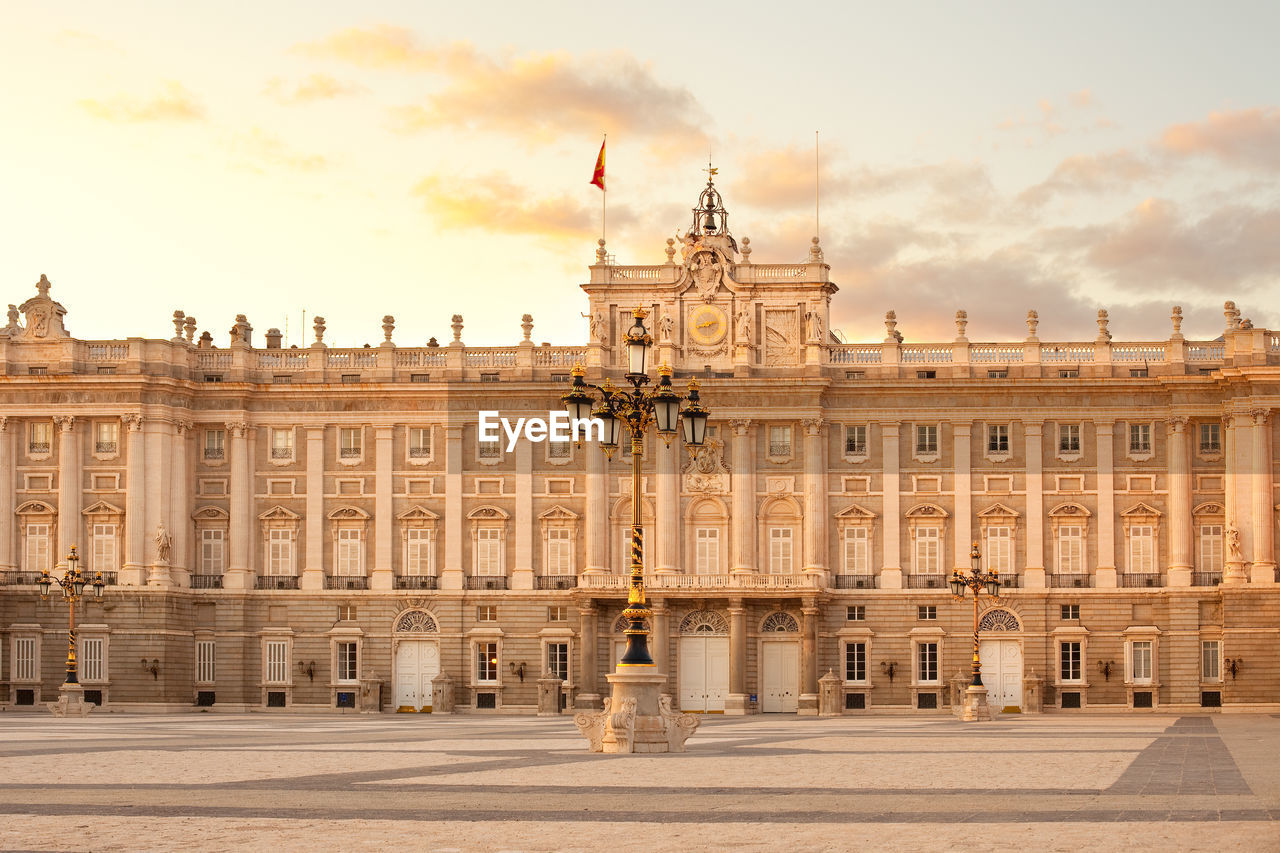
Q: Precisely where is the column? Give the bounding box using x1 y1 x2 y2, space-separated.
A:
952 422 972 572
880 422 902 588
1250 409 1275 582
801 419 828 575
53 416 79 573
301 427 326 590
726 598 748 714
170 421 192 587
1094 421 1117 588
223 421 253 590
120 414 146 586
0 419 13 571
144 419 173 587
371 425 395 590
798 598 819 715
512 436 534 590
729 420 756 574
1023 421 1046 589
654 435 680 574
583 437 608 574
441 425 464 590
1223 414 1248 585
575 602 601 709
651 598 670 690
1166 417 1193 587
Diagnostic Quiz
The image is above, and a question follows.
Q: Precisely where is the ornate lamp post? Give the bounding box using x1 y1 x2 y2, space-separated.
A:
38 547 105 715
949 541 1000 721
563 307 709 668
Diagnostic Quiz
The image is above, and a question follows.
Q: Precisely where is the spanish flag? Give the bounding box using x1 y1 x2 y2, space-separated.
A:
590 139 605 191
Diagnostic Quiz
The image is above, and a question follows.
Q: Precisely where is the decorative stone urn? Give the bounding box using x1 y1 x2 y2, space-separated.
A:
48 683 92 718
574 671 699 754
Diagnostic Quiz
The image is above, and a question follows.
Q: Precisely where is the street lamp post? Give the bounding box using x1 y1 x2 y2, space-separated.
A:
949 541 1000 721
38 546 105 715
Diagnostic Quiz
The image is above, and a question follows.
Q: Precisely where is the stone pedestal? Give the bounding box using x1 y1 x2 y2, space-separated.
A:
724 693 750 715
949 670 970 717
1250 562 1276 584
369 569 394 591
431 673 454 714
357 676 382 713
48 683 92 718
818 670 842 717
574 671 699 754
537 675 564 716
1022 671 1043 714
1167 566 1192 587
146 560 173 587
1224 560 1248 585
959 684 991 722
1094 567 1118 588
1023 568 1046 590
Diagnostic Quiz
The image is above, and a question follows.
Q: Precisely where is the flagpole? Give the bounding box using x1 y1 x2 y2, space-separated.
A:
602 133 607 245
815 130 820 242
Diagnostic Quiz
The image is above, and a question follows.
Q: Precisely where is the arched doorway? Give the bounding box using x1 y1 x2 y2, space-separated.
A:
759 612 800 713
678 610 729 713
977 608 1023 712
393 609 440 712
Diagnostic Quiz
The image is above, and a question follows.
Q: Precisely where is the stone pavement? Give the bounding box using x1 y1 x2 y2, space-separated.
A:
0 711 1277 852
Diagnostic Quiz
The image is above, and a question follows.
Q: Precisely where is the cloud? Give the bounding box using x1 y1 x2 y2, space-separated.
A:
263 73 365 103
1160 108 1280 171
297 26 707 143
728 145 851 209
847 161 999 223
411 172 634 240
56 29 123 54
227 128 328 172
78 80 204 122
1017 150 1156 207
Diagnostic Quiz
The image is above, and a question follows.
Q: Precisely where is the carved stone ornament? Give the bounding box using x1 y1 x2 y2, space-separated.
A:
394 610 438 633
688 250 724 301
683 438 730 493
978 609 1021 632
18 274 69 340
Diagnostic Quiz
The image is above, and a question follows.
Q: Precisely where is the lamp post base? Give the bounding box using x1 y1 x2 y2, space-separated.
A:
959 684 992 722
48 683 92 718
574 671 700 753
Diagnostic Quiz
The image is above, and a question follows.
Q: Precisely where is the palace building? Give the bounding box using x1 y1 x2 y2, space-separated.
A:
2 180 1278 716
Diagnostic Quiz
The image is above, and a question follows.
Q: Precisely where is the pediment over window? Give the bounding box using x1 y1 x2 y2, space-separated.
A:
834 503 877 520
468 505 510 520
192 505 229 521
81 500 124 517
905 503 949 519
538 505 579 521
16 500 55 516
1120 502 1162 519
977 502 1019 519
1193 502 1225 517
327 505 370 520
396 505 439 521
259 505 301 521
1048 502 1091 518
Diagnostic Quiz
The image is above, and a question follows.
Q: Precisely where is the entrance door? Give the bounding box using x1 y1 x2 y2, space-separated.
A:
678 636 729 712
761 641 800 712
978 640 1023 712
394 640 440 712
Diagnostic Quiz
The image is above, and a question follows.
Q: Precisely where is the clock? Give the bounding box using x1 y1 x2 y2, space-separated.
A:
688 304 728 346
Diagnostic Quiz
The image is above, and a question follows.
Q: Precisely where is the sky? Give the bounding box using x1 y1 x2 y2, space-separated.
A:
1 1 1278 348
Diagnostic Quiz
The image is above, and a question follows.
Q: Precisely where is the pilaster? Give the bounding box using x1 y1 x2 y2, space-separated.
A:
1250 409 1275 582
170 420 193 587
584 437 608 574
1023 421 1045 589
1094 420 1116 588
144 418 173 587
441 425 464 590
0 419 12 570
512 436 534 590
654 435 680 574
575 602 602 710
223 421 253 590
729 419 756 574
371 425 395 591
880 421 902 588
797 600 819 715
301 426 326 591
120 414 146 586
1166 417 1193 587
952 421 972 572
725 599 749 714
53 415 78 573
801 418 828 577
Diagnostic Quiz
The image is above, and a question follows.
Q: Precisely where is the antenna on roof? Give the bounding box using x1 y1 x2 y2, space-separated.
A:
815 130 821 243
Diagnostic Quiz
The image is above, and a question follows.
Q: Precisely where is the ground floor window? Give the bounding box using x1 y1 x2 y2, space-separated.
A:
1060 641 1083 682
547 642 569 681
845 642 867 682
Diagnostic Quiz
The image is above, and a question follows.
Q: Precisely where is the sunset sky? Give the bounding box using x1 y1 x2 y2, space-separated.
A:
2 2 1278 348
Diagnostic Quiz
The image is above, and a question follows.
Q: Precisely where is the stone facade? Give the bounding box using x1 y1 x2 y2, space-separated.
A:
1 185 1278 715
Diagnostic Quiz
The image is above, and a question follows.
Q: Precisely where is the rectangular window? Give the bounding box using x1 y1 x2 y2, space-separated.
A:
843 528 869 574
204 429 225 460
478 438 501 459
915 528 941 574
196 640 215 684
1200 524 1223 572
1058 423 1081 454
25 523 51 573
1129 525 1154 573
405 529 431 576
267 529 293 576
1058 526 1084 573
915 424 938 454
1129 423 1152 454
768 426 792 457
1061 604 1080 620
546 528 572 576
28 421 51 454
336 529 361 575
986 526 1012 573
339 427 362 458
547 605 568 622
409 427 432 458
91 523 117 573
476 528 502 575
1201 640 1221 682
695 528 720 575
917 605 937 620
1199 423 1221 454
94 421 119 454
916 642 939 683
548 438 570 458
987 424 1010 453
844 424 868 455
768 528 793 574
80 638 104 682
1060 641 1082 682
846 605 865 621
547 642 569 681
477 605 497 622
1130 641 1153 683
477 642 498 683
200 529 226 575
338 605 357 621
336 641 358 682
14 638 36 681
271 428 294 459
845 642 867 682
264 640 289 684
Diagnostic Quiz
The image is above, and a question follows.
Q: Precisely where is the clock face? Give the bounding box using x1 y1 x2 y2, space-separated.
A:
688 304 728 346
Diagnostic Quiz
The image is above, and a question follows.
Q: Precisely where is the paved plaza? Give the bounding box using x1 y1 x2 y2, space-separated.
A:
0 712 1277 852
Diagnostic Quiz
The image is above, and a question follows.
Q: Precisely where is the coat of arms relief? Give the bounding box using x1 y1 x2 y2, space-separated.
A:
683 438 730 493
